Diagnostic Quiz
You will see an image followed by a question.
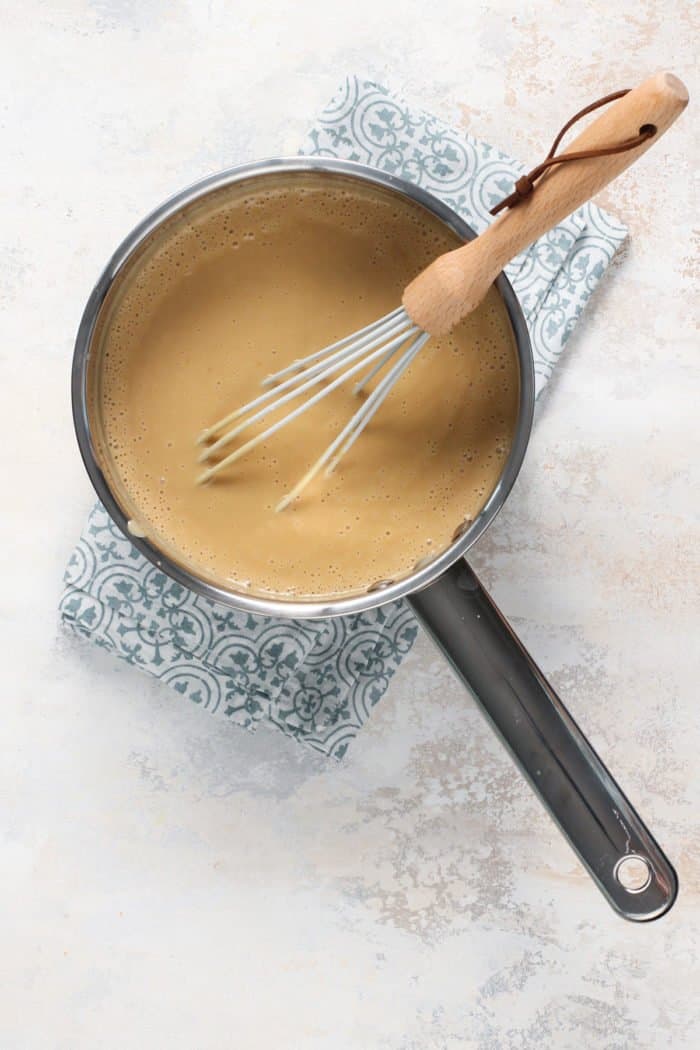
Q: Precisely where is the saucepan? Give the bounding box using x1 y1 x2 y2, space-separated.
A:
72 103 681 921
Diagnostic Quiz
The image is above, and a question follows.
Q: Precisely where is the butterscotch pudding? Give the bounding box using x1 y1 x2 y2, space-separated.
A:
90 174 519 600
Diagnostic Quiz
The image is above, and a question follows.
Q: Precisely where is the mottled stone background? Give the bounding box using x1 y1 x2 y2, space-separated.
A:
1 1 698 1047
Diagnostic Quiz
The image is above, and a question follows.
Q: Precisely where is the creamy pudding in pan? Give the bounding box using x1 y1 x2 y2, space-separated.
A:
91 175 519 600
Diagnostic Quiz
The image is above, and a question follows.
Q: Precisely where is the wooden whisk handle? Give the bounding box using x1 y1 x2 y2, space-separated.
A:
403 72 688 335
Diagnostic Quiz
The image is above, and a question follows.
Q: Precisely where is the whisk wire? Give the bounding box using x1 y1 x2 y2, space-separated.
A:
352 338 406 396
260 306 405 388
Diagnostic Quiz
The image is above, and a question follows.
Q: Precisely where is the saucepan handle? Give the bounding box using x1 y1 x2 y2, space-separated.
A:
408 559 678 920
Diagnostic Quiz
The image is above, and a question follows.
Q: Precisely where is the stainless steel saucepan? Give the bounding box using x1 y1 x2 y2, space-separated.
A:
72 157 677 921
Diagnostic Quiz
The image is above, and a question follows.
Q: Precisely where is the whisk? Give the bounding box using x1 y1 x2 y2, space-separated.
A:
196 74 686 510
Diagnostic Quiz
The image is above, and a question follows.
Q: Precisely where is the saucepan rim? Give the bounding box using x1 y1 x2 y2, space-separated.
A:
72 156 535 619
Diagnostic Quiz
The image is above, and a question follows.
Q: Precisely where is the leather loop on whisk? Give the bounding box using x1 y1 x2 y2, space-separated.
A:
489 89 657 216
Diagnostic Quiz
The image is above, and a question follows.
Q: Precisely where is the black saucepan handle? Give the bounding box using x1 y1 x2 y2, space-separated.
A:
408 559 678 920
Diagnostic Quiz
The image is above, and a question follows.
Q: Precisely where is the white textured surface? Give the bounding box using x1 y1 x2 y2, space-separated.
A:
1 2 698 1047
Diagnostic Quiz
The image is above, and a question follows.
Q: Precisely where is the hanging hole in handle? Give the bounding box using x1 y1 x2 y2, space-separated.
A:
639 123 657 137
614 854 653 894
